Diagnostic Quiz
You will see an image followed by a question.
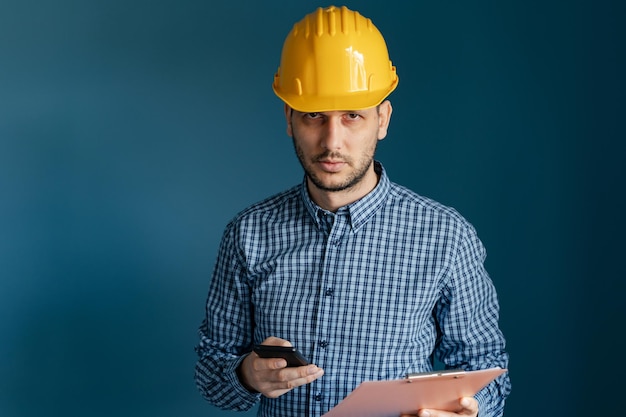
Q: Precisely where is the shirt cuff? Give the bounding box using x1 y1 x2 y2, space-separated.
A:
473 388 488 416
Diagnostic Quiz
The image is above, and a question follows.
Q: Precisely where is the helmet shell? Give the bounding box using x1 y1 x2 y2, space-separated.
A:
273 6 399 112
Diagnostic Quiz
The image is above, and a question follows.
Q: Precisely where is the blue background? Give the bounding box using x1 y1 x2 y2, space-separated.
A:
1 1 624 416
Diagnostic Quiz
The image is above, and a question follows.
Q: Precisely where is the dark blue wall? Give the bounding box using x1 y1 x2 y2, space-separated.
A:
1 1 624 416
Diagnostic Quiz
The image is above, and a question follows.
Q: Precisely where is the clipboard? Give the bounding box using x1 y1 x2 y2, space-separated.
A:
322 367 507 417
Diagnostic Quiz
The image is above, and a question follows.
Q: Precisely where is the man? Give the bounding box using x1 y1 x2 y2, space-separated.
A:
195 5 511 417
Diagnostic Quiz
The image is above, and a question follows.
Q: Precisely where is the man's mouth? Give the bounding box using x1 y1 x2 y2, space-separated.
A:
317 160 347 173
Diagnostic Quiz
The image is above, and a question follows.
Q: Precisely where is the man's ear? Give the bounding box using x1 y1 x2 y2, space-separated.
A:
377 100 393 140
284 104 293 137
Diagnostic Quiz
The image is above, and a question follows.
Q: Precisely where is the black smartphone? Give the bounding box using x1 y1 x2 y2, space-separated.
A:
253 344 309 367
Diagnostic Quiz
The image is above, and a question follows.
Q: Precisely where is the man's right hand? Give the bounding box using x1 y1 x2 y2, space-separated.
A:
238 336 325 398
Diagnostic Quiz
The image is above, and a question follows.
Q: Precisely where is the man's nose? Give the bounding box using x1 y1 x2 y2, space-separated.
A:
321 117 343 150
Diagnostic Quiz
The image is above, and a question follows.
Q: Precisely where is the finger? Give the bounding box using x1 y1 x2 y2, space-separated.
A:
459 397 478 415
417 396 478 417
254 356 288 371
290 364 325 386
262 336 292 347
262 365 324 398
283 366 324 391
273 364 323 386
253 336 293 370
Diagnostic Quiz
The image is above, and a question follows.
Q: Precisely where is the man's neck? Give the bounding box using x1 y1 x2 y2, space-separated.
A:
307 167 380 212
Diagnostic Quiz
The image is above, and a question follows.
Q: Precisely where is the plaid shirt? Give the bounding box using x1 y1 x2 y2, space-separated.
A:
195 162 511 417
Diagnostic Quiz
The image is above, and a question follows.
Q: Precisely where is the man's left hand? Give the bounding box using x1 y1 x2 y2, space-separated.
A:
401 397 478 417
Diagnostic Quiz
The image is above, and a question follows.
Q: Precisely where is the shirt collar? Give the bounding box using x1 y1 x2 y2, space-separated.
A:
301 161 390 232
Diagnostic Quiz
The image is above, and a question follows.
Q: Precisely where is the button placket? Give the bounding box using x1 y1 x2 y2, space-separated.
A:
310 209 350 415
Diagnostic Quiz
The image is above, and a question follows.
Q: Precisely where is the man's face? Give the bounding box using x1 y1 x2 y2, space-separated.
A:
286 101 392 195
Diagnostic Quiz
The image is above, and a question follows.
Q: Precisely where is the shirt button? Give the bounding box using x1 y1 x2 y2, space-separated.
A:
325 288 334 296
314 393 323 401
319 340 329 348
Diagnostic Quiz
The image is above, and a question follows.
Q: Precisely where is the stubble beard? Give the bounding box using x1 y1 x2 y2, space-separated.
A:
292 135 376 193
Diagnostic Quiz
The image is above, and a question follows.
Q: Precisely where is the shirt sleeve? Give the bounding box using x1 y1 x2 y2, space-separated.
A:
194 221 261 411
434 220 512 417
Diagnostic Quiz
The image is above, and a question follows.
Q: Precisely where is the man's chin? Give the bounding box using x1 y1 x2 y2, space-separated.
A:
308 176 353 193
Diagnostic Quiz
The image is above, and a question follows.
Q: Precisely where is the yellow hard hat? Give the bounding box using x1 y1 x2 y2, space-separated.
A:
273 5 399 112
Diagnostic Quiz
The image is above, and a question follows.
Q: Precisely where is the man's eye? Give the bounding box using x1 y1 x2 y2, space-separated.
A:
346 113 361 120
305 112 320 119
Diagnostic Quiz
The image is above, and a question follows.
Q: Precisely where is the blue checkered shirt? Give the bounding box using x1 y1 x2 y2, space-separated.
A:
195 162 511 417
